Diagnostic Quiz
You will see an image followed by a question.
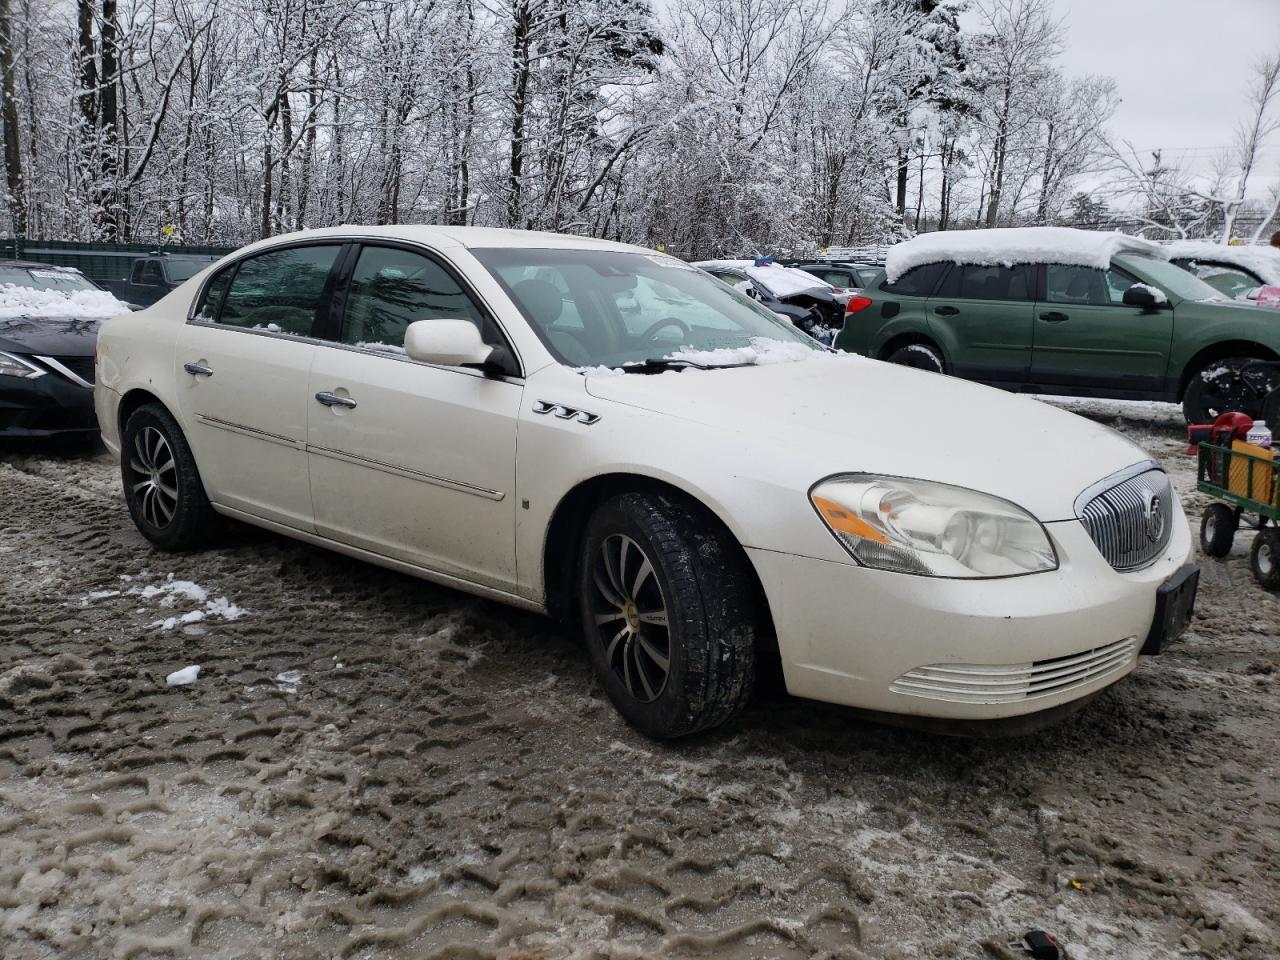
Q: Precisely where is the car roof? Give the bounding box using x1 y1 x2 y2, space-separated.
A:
0 260 84 272
236 225 657 257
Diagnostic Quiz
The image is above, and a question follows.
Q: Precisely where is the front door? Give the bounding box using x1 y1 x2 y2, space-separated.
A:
925 263 1036 385
306 243 523 591
1030 263 1173 394
175 242 345 529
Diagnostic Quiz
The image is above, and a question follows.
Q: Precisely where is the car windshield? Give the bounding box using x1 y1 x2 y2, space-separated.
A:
163 258 213 281
1117 255 1226 302
0 265 99 293
472 247 819 368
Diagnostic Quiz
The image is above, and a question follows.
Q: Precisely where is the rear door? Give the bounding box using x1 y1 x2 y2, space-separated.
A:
925 263 1036 385
1030 263 1173 394
175 242 346 529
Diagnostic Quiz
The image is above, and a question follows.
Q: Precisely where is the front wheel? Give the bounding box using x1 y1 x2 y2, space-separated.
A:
1200 503 1238 558
1182 356 1279 424
885 342 945 374
1250 529 1280 591
121 403 218 551
577 492 757 738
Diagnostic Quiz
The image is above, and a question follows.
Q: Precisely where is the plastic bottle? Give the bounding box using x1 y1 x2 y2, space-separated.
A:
1246 419 1273 449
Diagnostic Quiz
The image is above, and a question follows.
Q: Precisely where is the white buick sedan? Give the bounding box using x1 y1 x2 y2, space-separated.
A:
95 226 1198 737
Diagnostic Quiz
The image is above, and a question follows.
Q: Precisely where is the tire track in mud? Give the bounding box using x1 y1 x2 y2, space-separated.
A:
1 431 1278 959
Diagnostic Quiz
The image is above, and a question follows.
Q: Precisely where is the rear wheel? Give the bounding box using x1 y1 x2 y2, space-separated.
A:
1250 529 1280 591
577 492 757 738
1182 356 1279 424
1199 503 1237 558
885 341 944 374
121 403 218 551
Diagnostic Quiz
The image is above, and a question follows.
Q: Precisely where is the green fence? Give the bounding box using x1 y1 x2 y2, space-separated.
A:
0 238 236 283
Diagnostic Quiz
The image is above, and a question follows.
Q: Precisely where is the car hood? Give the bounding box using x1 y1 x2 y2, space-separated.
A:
0 316 102 356
583 356 1154 522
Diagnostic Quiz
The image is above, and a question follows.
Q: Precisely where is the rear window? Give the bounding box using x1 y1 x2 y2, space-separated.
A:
880 263 946 297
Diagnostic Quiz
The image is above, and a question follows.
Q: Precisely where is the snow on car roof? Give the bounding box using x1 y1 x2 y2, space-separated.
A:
1165 240 1280 285
693 260 831 297
0 285 130 320
884 227 1167 282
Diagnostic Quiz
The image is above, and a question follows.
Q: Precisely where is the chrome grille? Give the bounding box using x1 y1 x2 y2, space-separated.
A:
889 638 1137 705
1078 466 1172 571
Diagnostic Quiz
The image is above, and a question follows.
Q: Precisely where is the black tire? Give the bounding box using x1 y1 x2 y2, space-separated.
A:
885 341 945 374
1199 503 1237 558
1250 529 1280 591
121 403 218 551
1182 356 1279 424
577 492 757 739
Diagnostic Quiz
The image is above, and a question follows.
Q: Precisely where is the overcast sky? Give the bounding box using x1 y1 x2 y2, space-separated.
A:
994 0 1280 197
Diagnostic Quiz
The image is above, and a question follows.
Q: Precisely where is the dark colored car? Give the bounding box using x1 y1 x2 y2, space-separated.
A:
692 259 843 339
834 236 1280 428
102 254 219 307
0 260 120 439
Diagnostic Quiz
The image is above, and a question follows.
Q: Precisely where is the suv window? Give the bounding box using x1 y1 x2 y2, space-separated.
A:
216 244 343 335
880 262 946 297
132 260 164 285
1045 264 1110 305
338 245 490 351
814 269 856 288
935 264 1035 301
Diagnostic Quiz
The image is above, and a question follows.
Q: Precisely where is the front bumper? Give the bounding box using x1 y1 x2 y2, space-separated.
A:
749 504 1194 722
0 368 98 438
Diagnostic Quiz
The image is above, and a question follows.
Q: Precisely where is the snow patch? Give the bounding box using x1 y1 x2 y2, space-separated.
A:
1165 240 1280 286
0 284 131 320
665 336 830 367
354 341 408 355
131 575 247 630
693 259 833 297
1130 282 1167 304
884 227 1167 282
274 670 304 692
576 365 627 377
165 665 200 686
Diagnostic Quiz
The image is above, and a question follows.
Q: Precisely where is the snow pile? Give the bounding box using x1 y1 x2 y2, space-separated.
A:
1165 240 1280 285
0 284 130 320
666 337 828 367
577 365 627 377
694 260 830 297
165 665 200 686
884 228 1167 282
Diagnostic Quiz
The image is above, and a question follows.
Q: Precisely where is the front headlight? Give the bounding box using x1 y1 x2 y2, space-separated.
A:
810 474 1058 578
0 351 46 379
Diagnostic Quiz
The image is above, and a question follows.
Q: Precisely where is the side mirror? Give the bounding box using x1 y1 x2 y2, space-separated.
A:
404 319 494 367
1122 283 1165 309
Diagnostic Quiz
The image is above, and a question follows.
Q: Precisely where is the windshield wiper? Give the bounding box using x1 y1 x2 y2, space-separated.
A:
617 358 752 374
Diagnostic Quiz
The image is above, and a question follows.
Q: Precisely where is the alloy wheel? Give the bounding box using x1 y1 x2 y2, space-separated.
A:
589 534 671 702
130 426 178 529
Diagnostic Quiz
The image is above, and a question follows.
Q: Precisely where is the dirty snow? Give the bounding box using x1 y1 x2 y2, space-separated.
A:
885 227 1167 282
0 284 130 319
1166 239 1280 285
0 420 1276 960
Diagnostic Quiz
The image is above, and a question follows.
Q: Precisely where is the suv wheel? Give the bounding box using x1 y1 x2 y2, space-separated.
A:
1182 356 1279 424
577 492 757 738
886 342 945 374
121 403 219 551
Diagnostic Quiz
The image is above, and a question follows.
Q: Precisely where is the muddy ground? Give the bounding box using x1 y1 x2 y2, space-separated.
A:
1 399 1276 960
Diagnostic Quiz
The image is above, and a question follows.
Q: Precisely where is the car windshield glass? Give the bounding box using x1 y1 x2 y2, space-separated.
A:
0 265 98 293
163 258 212 281
472 247 818 368
1118 255 1226 302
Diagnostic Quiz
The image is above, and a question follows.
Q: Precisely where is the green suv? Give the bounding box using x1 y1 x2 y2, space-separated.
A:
834 235 1280 426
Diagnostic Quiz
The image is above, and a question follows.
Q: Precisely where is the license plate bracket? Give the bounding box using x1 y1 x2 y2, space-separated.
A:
1142 564 1199 655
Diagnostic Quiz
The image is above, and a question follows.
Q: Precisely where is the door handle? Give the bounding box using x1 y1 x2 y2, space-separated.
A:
183 361 213 377
315 391 357 409
1039 311 1069 323
933 305 959 316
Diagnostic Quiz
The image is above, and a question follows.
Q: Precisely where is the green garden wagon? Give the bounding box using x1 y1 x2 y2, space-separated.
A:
1197 442 1280 590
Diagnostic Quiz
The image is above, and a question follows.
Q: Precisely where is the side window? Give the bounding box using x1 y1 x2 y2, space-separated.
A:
935 264 1034 301
218 244 342 335
1045 264 1109 306
1191 262 1257 300
194 266 234 321
880 262 946 297
818 270 855 288
340 245 489 351
132 260 162 285
1104 265 1139 304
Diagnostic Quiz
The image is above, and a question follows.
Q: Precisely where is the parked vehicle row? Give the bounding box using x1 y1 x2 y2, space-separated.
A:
92 225 1196 737
692 259 843 339
831 227 1280 430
